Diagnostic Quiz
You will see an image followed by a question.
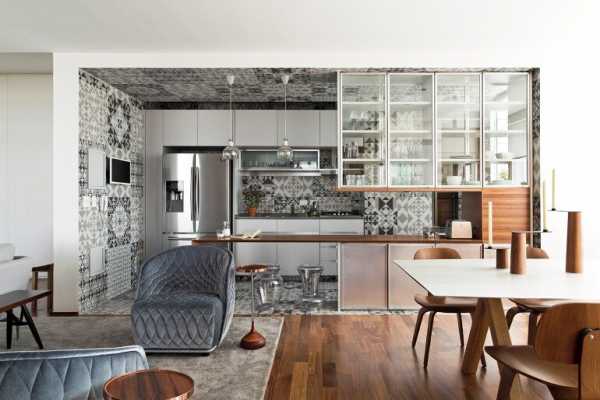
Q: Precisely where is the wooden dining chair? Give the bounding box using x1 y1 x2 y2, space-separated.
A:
412 247 486 369
506 246 561 345
486 303 600 400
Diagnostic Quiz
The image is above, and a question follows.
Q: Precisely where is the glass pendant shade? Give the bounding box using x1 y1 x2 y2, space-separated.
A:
277 73 293 161
277 138 293 161
222 74 239 160
222 139 239 160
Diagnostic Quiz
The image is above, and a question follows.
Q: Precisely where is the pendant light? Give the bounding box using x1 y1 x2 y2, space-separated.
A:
277 74 293 161
222 74 239 160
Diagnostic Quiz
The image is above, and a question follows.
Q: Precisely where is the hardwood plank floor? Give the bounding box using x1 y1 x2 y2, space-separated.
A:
265 314 552 400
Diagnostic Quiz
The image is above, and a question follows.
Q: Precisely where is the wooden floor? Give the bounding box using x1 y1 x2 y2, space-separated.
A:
265 314 553 400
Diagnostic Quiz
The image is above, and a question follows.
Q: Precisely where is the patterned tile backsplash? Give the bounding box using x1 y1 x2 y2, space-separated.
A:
79 70 145 312
239 175 433 234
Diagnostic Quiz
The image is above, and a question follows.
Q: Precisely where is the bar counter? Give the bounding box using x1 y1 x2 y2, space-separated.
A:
192 234 482 244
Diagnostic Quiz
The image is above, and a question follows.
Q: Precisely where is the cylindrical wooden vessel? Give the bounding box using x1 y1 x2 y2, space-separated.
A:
496 248 510 269
566 211 582 273
510 232 527 275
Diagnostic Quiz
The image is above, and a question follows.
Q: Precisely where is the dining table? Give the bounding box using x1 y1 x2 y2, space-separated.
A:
394 257 600 399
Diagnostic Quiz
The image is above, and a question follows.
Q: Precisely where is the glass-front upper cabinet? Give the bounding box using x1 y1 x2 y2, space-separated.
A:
436 73 482 188
388 73 434 187
483 73 529 186
339 73 387 187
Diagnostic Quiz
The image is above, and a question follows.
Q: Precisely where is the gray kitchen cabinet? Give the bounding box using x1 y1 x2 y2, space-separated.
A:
319 219 363 275
439 243 483 259
388 244 431 309
162 110 197 146
277 219 319 276
197 110 231 146
277 110 319 147
234 219 278 266
235 110 278 146
319 110 337 147
340 243 387 310
144 110 164 260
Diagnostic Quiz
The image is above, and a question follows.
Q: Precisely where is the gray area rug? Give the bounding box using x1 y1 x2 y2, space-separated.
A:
1 316 283 400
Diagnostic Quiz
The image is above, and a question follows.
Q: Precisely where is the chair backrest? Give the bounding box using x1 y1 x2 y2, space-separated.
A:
0 346 148 400
413 247 461 260
535 303 600 364
527 246 550 259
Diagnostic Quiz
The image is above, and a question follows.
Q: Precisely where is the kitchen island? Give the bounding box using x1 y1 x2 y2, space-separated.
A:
193 235 484 310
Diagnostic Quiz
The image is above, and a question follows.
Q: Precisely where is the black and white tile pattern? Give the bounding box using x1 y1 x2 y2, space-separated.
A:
79 70 144 313
364 192 433 235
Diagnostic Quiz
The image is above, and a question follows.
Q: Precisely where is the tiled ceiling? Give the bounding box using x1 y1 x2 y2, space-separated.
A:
82 68 338 103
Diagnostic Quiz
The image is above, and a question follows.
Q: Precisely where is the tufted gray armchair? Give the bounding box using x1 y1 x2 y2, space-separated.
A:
0 346 148 400
131 245 235 353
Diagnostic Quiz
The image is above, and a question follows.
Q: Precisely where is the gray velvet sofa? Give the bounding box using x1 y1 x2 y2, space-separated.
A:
131 245 235 353
0 345 148 400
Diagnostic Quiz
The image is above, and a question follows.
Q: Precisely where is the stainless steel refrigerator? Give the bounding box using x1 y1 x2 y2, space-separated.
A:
162 151 231 248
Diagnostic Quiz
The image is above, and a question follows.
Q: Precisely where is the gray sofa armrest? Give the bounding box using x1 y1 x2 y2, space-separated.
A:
0 345 148 400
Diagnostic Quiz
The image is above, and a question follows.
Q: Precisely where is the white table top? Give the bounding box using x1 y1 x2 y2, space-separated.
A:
395 258 600 300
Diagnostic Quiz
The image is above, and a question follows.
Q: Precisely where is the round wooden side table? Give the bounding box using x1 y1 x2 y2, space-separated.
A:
236 264 268 350
103 369 194 400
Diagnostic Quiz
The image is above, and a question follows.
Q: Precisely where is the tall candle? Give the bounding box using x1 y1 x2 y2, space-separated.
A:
551 168 556 210
488 201 493 247
542 180 548 231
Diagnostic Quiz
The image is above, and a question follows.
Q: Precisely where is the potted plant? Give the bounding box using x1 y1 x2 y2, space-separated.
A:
242 189 264 217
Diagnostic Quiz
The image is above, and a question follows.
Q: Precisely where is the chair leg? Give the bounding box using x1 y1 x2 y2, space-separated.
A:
496 366 516 400
412 308 427 348
423 311 436 369
505 306 521 329
457 313 465 347
527 312 540 345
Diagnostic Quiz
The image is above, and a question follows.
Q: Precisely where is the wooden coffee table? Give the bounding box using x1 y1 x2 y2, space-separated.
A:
103 369 194 400
0 289 50 349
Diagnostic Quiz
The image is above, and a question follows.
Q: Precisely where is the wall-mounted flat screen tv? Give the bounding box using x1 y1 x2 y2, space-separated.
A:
106 157 131 185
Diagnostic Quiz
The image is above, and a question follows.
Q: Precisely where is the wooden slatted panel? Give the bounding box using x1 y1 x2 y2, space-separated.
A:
482 187 530 244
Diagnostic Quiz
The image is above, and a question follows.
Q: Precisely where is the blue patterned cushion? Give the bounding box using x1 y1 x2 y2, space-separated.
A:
132 293 223 350
0 346 148 400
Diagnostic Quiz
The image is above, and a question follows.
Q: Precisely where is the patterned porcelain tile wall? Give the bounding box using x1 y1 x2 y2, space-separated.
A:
79 70 144 312
239 175 363 214
364 192 433 235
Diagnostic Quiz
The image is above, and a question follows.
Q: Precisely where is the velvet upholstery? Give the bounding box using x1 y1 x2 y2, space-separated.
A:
131 245 235 353
0 346 148 400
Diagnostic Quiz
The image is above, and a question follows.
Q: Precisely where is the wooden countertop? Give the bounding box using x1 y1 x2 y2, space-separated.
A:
192 234 483 244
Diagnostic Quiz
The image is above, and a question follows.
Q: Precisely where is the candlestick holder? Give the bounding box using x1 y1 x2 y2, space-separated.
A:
550 210 583 273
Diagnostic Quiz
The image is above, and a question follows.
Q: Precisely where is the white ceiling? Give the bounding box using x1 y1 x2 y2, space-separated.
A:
0 0 594 53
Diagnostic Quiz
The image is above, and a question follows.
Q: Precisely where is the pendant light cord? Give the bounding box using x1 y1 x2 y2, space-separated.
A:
230 81 234 142
283 78 287 141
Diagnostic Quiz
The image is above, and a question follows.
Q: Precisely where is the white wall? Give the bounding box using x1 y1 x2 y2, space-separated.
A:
53 4 599 311
0 74 53 266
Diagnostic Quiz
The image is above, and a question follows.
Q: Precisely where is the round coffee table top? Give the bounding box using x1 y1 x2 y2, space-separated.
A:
236 264 268 274
103 369 194 400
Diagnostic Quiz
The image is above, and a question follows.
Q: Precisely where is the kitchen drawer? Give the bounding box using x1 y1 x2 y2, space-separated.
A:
321 260 338 275
439 243 483 259
235 218 277 234
319 242 338 261
277 219 319 234
319 219 364 234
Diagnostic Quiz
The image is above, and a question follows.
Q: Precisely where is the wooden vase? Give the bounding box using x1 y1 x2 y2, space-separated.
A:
510 232 527 275
247 207 257 217
566 211 583 273
496 248 510 269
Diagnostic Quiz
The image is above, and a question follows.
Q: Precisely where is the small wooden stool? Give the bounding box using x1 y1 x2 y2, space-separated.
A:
32 264 53 316
236 264 267 350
